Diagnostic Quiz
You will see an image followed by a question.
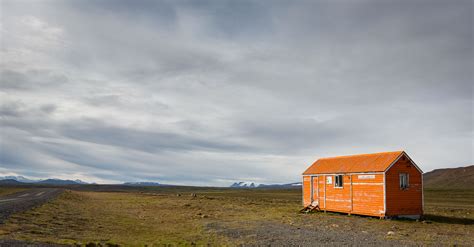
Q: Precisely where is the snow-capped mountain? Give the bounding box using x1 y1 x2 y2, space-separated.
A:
230 182 261 188
230 181 302 188
36 179 88 185
72 179 89 184
0 176 88 185
0 176 38 183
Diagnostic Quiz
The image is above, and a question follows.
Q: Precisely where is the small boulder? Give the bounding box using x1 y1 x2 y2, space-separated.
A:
387 231 396 236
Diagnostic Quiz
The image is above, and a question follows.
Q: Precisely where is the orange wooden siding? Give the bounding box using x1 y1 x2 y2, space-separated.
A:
321 175 351 213
318 175 325 208
303 176 311 206
351 173 384 217
306 174 385 217
312 176 318 204
385 157 423 216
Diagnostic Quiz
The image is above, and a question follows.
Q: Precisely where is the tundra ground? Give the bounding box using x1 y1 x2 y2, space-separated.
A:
0 186 472 246
0 188 27 197
0 188 63 224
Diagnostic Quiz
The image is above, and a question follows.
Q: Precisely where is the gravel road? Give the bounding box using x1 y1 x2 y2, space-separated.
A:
0 188 63 224
207 218 419 246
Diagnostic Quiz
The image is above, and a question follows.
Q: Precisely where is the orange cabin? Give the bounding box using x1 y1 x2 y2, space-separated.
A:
302 151 423 219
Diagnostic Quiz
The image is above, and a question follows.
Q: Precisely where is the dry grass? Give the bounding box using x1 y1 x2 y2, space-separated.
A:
0 187 472 245
0 191 227 245
423 189 474 225
0 187 27 197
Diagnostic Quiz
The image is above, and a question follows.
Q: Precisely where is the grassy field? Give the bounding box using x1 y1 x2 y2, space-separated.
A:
0 186 472 245
0 188 27 197
423 189 474 225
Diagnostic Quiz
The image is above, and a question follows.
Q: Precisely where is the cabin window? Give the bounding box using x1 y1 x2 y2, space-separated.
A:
334 175 343 188
399 173 409 189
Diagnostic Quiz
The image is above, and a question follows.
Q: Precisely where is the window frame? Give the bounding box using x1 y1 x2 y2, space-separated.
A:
334 174 343 188
399 173 409 189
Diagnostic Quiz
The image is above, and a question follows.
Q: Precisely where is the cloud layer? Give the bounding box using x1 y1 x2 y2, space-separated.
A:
1 0 472 185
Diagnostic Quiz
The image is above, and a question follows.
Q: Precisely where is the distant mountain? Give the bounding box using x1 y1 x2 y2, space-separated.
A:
230 182 260 188
72 179 88 184
124 182 161 186
258 182 302 188
230 181 302 188
36 179 88 185
424 165 474 190
0 176 89 185
0 179 26 185
0 176 37 183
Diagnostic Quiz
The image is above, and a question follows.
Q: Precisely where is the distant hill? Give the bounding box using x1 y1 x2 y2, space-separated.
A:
36 179 87 185
424 165 474 190
0 179 26 185
230 182 259 188
124 182 161 186
0 176 89 185
0 176 37 183
230 181 302 188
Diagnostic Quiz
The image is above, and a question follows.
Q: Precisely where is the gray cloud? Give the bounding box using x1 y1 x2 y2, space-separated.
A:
0 69 68 90
0 0 472 185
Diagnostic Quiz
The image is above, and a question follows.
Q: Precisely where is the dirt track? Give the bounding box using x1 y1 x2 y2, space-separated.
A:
0 188 63 224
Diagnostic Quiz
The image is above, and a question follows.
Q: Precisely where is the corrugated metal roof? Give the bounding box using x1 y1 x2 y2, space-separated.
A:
302 151 404 174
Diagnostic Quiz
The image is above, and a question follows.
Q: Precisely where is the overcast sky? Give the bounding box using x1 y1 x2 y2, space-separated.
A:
0 0 472 185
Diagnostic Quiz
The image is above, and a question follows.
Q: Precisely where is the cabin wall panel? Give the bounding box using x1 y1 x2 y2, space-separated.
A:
303 176 311 206
385 158 423 216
